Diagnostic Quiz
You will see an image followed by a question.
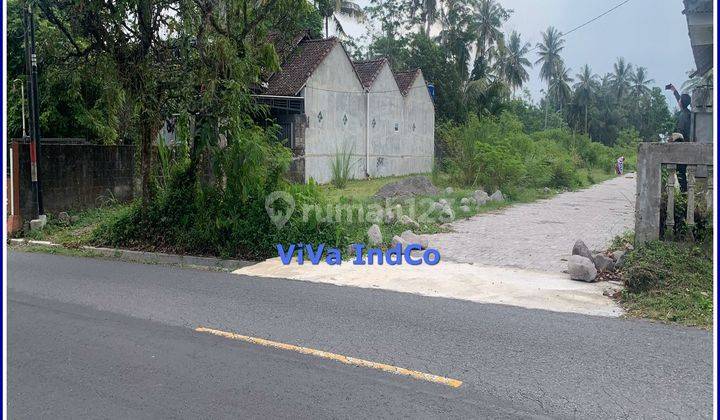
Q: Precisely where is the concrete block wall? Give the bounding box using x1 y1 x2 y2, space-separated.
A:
13 139 135 219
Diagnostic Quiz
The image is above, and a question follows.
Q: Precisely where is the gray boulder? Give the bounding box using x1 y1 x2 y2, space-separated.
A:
367 224 383 246
612 250 627 269
374 176 439 199
438 198 448 205
459 205 471 213
391 235 406 247
473 190 489 205
400 230 430 249
460 197 469 205
444 187 454 194
439 206 455 222
568 255 597 282
592 253 615 272
489 190 504 202
399 215 420 229
571 240 593 260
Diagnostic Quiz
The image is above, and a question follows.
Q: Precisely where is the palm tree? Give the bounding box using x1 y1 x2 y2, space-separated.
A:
317 0 366 38
411 0 439 35
574 64 598 134
610 57 633 99
549 64 573 112
470 0 508 81
500 31 531 94
535 26 566 128
629 66 654 98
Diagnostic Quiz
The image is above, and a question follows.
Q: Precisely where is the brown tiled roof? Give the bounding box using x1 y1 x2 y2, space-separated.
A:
265 37 340 96
353 58 388 88
394 69 421 95
267 30 310 66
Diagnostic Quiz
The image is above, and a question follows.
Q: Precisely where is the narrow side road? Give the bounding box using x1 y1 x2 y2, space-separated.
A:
8 251 713 418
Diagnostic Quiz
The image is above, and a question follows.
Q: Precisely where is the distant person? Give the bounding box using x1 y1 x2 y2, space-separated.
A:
615 156 624 175
666 83 691 192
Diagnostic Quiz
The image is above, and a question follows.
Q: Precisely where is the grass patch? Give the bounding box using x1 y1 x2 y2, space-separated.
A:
620 240 713 328
23 205 129 247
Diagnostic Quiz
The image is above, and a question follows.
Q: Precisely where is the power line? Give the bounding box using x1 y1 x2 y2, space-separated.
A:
528 0 633 53
562 0 632 38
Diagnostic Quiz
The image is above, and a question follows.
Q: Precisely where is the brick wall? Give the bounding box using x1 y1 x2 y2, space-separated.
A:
13 138 135 219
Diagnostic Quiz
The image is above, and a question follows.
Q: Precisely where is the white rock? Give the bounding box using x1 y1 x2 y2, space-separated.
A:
460 205 471 213
444 187 454 194
460 197 469 205
391 235 406 247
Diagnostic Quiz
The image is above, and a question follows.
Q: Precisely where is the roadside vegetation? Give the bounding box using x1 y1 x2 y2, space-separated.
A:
612 217 713 329
8 0 676 262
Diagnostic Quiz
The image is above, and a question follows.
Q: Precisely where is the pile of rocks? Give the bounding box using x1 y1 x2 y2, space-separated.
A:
567 240 626 282
365 224 431 250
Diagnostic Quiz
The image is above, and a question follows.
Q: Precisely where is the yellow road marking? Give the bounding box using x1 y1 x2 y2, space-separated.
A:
195 326 462 388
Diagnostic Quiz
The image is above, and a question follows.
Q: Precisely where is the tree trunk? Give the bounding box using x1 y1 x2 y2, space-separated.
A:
325 17 329 37
544 98 549 129
584 104 588 134
139 119 155 210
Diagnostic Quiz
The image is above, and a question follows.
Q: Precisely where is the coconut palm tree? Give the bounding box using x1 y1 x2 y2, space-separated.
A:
500 31 532 94
470 0 508 81
411 0 439 36
535 26 566 128
317 0 366 38
574 64 598 133
549 64 573 112
610 57 633 99
629 66 654 98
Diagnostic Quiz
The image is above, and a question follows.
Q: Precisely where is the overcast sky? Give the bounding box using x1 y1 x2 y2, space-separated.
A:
336 0 696 107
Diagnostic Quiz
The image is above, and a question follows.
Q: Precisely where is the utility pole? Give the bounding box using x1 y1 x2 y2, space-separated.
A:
24 0 44 218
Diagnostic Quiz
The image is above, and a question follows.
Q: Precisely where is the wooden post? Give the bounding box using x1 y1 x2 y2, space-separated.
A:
686 165 696 241
665 164 676 240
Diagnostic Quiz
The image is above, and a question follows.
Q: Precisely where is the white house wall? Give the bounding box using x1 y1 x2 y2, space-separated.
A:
366 64 404 178
401 71 435 174
302 44 367 184
301 47 434 184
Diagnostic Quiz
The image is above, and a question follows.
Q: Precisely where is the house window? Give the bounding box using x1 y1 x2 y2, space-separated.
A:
317 111 323 123
371 118 376 128
394 122 399 131
343 114 348 125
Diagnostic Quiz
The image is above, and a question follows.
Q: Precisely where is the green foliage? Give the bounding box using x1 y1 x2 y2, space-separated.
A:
439 112 622 191
330 142 356 189
621 241 713 328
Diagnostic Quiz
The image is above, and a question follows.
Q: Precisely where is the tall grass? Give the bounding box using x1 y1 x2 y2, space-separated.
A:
330 142 355 189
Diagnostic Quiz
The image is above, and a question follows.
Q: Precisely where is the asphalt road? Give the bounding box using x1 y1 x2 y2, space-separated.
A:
7 251 713 418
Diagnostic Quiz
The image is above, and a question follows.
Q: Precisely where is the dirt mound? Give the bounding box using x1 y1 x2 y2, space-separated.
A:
374 176 439 199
